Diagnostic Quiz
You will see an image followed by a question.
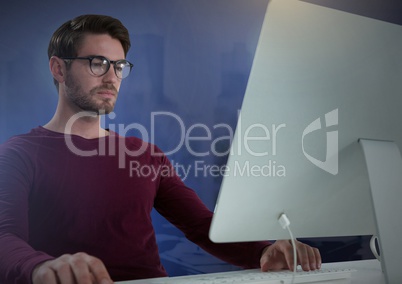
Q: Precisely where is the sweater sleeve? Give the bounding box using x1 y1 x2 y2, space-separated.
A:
153 153 271 269
0 143 54 284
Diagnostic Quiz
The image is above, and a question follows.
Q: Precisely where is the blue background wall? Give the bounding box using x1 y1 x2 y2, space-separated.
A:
1 0 400 277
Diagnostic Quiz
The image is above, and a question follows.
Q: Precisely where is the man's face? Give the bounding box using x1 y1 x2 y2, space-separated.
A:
63 34 125 114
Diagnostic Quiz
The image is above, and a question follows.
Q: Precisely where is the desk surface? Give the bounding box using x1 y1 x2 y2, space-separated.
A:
117 259 385 284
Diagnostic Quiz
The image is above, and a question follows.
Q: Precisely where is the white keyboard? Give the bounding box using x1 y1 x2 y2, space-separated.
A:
172 268 354 284
126 268 355 284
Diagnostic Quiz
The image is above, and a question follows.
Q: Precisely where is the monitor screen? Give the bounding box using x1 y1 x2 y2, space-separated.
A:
209 0 402 248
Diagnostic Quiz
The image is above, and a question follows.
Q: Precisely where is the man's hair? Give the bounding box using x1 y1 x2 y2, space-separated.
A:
48 14 131 88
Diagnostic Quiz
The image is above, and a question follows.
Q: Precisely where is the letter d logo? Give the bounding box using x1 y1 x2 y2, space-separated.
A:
302 109 338 175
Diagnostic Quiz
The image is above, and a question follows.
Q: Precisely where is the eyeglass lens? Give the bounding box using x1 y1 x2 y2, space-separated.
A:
90 57 131 79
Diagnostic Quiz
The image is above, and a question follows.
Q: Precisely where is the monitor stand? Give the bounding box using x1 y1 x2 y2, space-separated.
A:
359 139 402 284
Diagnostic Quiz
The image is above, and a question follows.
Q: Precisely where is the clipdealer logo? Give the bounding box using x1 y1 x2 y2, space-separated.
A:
63 109 339 177
302 109 339 175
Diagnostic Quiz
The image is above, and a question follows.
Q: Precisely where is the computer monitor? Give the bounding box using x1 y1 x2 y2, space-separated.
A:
209 0 402 282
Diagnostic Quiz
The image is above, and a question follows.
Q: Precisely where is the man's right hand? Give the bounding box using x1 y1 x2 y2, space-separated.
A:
32 252 113 284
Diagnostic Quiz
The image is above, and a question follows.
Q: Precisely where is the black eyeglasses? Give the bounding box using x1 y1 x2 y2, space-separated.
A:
61 56 133 79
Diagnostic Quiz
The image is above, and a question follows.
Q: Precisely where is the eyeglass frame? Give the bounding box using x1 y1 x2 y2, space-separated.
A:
60 55 134 79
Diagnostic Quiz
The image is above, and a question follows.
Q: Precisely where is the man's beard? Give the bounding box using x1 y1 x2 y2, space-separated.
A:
64 73 118 115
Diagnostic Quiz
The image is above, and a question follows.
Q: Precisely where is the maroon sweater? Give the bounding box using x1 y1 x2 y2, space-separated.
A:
0 127 269 283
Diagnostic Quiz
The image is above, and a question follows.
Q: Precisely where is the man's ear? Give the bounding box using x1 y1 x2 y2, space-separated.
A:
49 56 66 84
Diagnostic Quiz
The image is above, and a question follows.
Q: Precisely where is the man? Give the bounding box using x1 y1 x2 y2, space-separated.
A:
0 15 321 284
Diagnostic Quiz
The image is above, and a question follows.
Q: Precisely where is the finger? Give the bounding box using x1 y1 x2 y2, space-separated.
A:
260 245 287 272
86 255 113 284
281 240 296 271
33 266 59 284
313 247 322 269
69 253 94 284
260 251 283 271
297 243 323 271
296 243 311 271
52 260 75 284
260 251 270 272
306 246 318 270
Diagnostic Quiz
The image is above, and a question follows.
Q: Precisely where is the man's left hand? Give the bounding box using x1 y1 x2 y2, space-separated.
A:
260 240 321 272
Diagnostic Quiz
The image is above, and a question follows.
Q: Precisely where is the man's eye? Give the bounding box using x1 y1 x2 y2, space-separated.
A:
92 62 104 68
